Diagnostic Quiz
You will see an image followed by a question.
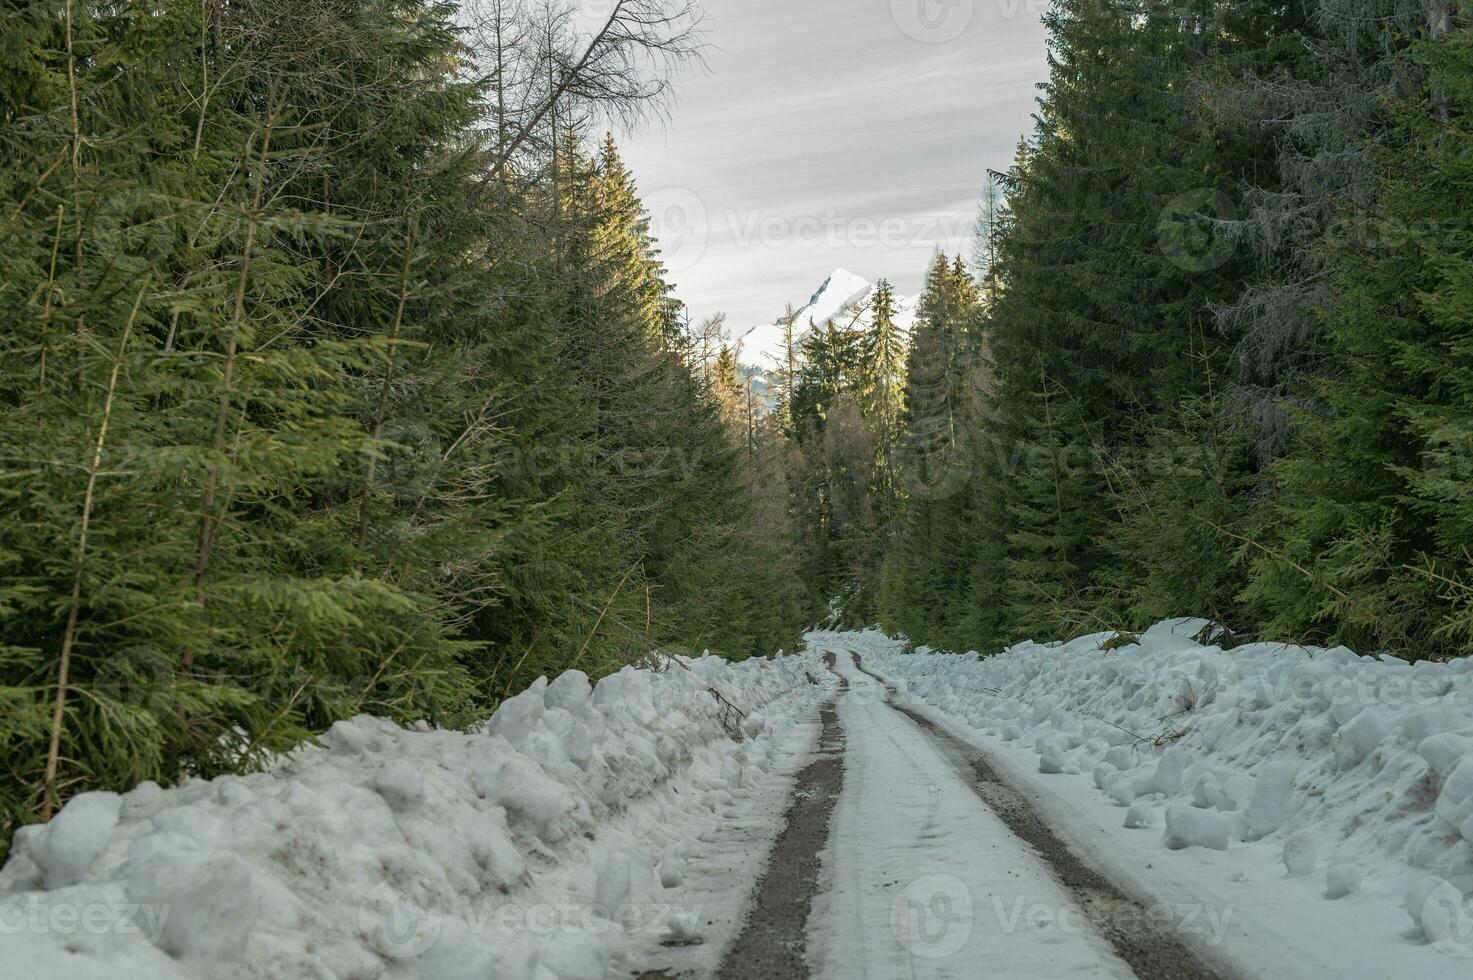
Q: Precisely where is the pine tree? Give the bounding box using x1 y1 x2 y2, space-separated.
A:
555 135 805 660
1000 370 1102 639
774 306 803 435
712 346 747 437
1248 24 1473 658
857 279 908 517
0 0 489 839
0 2 804 858
1205 0 1424 465
879 256 983 644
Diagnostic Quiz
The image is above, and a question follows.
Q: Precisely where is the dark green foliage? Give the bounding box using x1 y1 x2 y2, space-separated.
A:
878 255 984 646
783 276 917 625
0 0 804 857
866 0 1471 663
1248 27 1473 658
999 370 1102 639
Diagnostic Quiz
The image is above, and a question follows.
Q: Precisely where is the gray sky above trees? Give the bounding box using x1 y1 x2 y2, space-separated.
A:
615 0 1049 362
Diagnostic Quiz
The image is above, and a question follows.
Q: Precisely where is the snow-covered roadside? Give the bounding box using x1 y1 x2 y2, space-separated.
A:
0 650 832 980
847 621 1473 978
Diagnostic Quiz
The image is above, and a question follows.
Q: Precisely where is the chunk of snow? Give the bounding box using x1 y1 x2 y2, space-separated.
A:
1405 876 1452 930
1245 762 1299 840
666 911 701 943
1038 744 1068 774
1282 831 1319 877
487 677 548 751
545 669 592 711
1436 755 1473 830
374 760 425 810
1145 618 1214 641
29 792 121 889
119 781 165 821
1405 876 1473 948
324 718 371 755
471 754 575 840
1335 708 1394 769
594 853 633 926
1163 807 1232 851
1325 863 1363 899
1105 768 1160 807
657 844 687 889
1153 748 1187 796
1400 707 1464 744
125 834 268 961
1124 802 1155 829
1419 734 1473 777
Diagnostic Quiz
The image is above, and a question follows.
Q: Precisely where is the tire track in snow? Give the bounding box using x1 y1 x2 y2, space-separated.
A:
812 651 1132 978
851 653 1224 980
714 653 847 980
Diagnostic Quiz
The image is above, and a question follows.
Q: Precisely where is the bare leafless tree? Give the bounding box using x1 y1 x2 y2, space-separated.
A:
692 311 728 383
484 0 705 180
462 0 539 156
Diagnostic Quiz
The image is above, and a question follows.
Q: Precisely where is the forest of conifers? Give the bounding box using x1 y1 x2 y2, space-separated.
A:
2 0 1471 858
795 0 1473 665
0 0 809 851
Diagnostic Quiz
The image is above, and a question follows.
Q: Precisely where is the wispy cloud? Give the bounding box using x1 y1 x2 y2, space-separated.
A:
616 0 1048 352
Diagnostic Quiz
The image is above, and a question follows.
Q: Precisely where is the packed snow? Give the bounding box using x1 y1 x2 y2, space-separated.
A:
851 620 1473 974
0 651 832 980
808 651 1133 978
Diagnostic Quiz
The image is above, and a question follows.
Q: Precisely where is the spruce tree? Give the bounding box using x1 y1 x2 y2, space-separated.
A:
0 2 804 857
857 279 908 518
1248 26 1473 658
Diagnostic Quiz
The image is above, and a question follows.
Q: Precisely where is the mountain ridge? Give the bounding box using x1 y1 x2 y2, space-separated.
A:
737 268 918 367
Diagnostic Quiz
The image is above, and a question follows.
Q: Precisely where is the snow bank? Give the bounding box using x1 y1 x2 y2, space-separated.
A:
0 651 828 979
857 620 1473 960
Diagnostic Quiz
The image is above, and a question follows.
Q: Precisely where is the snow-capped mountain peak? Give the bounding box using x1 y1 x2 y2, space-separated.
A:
739 269 917 366
799 268 874 327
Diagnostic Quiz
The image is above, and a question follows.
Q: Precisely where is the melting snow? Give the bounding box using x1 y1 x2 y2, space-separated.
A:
0 653 831 979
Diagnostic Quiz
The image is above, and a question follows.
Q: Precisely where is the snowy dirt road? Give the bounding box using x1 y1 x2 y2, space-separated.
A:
704 641 1219 980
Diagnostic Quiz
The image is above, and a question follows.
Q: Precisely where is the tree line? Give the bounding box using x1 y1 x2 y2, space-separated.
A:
0 0 808 854
770 0 1473 664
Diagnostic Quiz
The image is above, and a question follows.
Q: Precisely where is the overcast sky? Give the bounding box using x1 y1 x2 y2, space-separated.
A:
613 0 1050 364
